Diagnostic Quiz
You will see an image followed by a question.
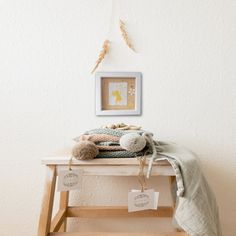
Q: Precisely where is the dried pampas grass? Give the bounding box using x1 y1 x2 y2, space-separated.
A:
119 19 135 52
91 40 110 74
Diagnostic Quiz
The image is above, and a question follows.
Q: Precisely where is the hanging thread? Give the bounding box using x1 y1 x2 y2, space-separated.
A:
91 0 114 73
137 155 147 192
68 155 74 171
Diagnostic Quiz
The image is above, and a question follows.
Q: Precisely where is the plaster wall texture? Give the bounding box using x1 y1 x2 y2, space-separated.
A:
0 0 235 235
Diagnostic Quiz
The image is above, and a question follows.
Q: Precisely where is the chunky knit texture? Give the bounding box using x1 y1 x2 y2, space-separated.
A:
74 128 157 159
96 150 143 158
84 128 146 137
96 145 124 151
76 134 120 143
82 129 147 158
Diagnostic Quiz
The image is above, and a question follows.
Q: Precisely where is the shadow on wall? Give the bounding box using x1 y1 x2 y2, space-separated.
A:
200 157 236 236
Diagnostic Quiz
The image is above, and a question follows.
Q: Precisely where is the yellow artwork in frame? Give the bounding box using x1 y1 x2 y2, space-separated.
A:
95 72 142 116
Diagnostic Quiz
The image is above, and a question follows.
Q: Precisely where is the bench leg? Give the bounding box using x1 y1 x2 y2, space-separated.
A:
50 190 69 232
38 165 57 236
59 191 69 232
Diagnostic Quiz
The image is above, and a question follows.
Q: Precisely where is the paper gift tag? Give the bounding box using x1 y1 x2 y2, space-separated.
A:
57 169 83 192
153 191 159 210
128 189 159 212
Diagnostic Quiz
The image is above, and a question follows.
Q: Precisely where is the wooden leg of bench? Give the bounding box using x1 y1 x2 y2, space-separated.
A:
50 191 69 232
38 165 57 236
59 191 69 232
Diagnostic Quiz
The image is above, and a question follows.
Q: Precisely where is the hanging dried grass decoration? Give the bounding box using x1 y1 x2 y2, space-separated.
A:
91 39 110 73
119 19 135 52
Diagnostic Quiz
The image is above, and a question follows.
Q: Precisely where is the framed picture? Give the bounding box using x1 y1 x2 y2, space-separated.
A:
95 72 142 116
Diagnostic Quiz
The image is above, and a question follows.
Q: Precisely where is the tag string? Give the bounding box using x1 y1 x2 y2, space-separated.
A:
68 155 74 171
138 155 147 192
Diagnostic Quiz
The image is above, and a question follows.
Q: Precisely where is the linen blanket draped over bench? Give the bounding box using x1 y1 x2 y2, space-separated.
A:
150 142 222 236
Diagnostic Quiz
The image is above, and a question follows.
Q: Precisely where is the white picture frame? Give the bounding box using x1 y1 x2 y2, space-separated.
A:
95 72 142 116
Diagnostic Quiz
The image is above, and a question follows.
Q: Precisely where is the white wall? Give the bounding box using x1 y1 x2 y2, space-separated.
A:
0 0 235 235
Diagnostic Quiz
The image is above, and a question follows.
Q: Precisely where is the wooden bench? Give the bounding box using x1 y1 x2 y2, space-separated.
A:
38 157 187 236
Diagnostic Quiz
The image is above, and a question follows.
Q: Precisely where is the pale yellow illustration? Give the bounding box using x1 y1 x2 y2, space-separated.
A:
112 90 122 104
109 82 128 106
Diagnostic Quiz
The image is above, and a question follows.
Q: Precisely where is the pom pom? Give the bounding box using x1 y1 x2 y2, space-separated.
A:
72 141 99 160
120 133 146 152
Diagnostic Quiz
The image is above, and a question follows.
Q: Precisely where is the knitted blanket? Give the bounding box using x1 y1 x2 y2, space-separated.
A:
78 128 150 157
84 128 146 137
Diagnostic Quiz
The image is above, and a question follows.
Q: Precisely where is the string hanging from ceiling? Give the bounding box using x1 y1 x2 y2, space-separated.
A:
91 0 136 74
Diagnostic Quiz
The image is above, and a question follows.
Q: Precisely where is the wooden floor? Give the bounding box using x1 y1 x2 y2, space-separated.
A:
49 232 187 236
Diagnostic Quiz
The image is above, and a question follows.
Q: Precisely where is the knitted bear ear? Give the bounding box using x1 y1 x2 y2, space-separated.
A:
119 133 146 153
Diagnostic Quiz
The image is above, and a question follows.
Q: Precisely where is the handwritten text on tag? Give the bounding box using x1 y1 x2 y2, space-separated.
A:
57 169 83 192
128 189 159 212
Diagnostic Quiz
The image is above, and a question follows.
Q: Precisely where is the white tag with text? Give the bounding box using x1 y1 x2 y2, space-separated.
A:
128 189 159 212
57 169 83 192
